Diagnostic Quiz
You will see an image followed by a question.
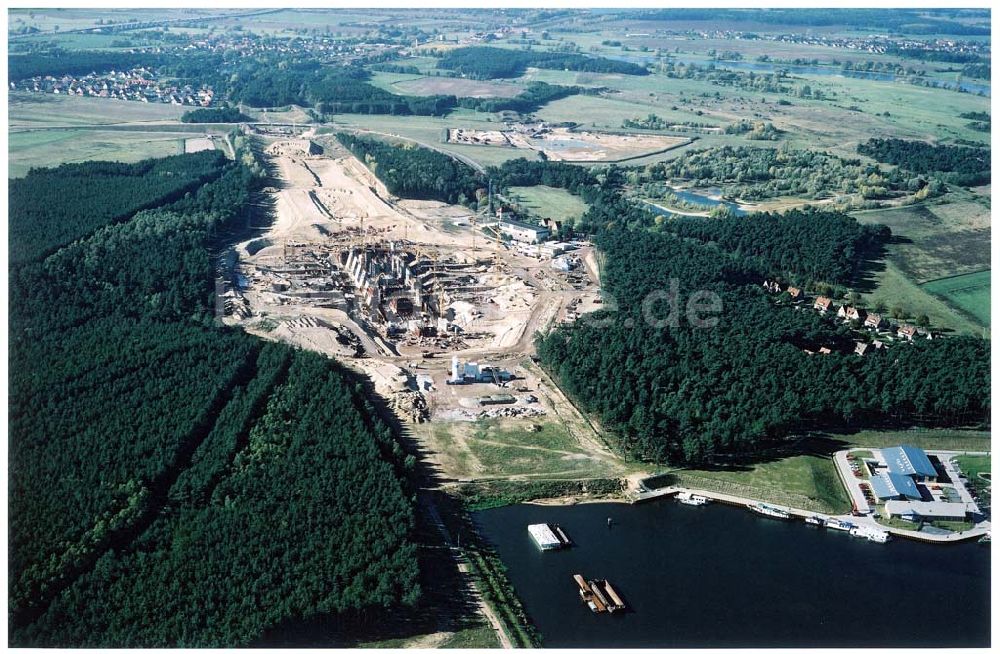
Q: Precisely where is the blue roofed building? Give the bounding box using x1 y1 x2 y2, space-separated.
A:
880 445 938 482
870 472 924 501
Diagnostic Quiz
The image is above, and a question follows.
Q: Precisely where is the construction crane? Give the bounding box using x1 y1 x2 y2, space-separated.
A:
494 207 503 273
470 213 478 253
433 251 447 318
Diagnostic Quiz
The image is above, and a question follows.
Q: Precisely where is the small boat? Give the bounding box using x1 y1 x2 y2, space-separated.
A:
749 502 790 519
825 518 854 531
677 491 709 506
552 523 573 547
979 532 991 544
805 515 824 526
850 525 891 543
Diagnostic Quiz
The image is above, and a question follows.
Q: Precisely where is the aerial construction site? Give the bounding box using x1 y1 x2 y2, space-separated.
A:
217 131 619 478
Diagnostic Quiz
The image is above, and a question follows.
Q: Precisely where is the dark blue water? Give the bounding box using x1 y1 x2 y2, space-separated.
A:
474 501 990 648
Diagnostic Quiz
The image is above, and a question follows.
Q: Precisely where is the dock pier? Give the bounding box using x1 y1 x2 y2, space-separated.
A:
631 480 988 544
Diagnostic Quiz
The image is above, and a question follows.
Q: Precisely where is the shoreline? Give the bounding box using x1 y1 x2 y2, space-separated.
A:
502 482 989 545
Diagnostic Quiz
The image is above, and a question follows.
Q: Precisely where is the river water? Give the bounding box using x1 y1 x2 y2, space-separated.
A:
474 501 990 648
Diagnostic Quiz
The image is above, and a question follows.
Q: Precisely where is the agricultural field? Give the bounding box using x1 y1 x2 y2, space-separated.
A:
507 185 589 224
852 198 990 333
9 129 191 177
535 94 670 130
853 202 990 284
923 270 991 327
391 76 524 98
9 92 187 127
859 261 984 336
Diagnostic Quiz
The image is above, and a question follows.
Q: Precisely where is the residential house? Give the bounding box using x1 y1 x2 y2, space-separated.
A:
813 296 833 313
837 305 865 323
786 286 803 302
864 313 884 331
898 324 918 341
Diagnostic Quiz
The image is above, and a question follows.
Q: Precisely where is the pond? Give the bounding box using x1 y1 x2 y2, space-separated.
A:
644 186 748 217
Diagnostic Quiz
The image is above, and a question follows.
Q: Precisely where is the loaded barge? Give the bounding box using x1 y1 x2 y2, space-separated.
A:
528 523 572 550
573 574 626 613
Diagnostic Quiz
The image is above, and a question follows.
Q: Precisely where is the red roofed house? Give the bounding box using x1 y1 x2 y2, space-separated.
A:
898 324 918 341
814 296 833 313
837 306 865 322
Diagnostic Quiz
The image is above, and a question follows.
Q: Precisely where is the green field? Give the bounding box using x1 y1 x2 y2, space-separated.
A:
10 92 187 127
507 185 589 225
854 202 990 283
955 454 991 477
954 453 991 511
860 261 984 336
9 129 192 177
853 200 991 335
923 270 991 327
668 428 991 514
671 451 851 514
829 429 991 453
388 75 524 99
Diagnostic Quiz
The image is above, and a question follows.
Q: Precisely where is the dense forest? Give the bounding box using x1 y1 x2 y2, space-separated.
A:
9 151 227 264
663 207 890 285
437 46 648 79
644 145 919 201
537 227 989 463
181 106 253 123
960 63 990 80
337 133 484 205
8 50 164 79
9 147 419 645
857 138 991 186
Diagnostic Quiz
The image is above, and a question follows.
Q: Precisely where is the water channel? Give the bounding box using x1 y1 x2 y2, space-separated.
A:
474 500 990 648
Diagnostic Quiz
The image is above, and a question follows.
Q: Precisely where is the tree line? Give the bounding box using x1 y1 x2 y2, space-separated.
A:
857 137 991 186
645 144 921 202
8 50 166 80
10 151 227 264
181 106 253 123
337 133 484 205
437 46 648 79
662 207 890 285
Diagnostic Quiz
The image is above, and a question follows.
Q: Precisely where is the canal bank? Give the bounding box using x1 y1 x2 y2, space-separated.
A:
473 500 990 648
